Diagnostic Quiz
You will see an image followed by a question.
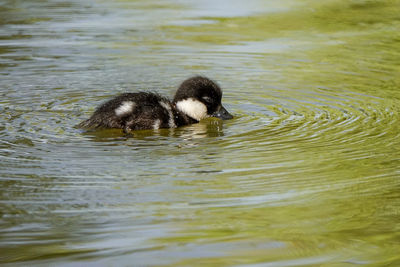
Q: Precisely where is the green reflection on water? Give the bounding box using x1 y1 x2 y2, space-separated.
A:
145 0 400 265
1 0 400 266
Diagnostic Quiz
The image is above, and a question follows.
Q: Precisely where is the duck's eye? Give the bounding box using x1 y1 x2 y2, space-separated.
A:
202 96 212 103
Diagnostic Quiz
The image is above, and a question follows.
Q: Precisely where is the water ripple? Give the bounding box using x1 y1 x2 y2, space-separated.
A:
1 0 400 265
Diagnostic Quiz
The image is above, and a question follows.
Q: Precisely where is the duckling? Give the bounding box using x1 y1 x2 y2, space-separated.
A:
78 76 233 132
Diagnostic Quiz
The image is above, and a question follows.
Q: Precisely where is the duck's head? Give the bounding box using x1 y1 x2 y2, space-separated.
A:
173 76 233 121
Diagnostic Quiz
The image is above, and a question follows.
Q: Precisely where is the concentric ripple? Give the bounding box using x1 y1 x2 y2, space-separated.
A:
1 0 400 266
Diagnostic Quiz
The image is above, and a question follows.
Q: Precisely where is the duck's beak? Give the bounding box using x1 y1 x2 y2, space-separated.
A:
211 105 233 120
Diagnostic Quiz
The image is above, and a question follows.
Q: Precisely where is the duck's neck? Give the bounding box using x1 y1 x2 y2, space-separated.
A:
172 102 200 126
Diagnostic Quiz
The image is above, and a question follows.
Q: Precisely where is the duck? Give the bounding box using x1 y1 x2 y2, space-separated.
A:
78 76 233 132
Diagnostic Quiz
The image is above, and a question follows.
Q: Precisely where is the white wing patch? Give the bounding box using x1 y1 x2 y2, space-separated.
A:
115 101 135 116
159 101 176 128
176 98 208 121
153 119 161 130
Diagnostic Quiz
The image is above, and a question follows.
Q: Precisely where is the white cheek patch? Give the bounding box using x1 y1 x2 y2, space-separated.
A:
159 101 176 128
176 98 208 121
115 101 135 116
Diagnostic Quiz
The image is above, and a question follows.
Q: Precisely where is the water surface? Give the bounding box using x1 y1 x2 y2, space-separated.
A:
1 0 400 265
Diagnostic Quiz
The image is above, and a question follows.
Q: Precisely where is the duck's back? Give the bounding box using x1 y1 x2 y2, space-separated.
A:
78 92 178 132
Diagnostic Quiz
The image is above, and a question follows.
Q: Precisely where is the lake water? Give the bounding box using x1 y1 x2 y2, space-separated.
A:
1 0 400 265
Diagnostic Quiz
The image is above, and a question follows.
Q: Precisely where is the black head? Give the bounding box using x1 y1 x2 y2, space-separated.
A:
173 76 233 121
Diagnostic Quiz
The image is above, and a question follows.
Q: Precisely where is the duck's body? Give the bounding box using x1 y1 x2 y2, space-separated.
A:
78 76 232 132
78 92 196 132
